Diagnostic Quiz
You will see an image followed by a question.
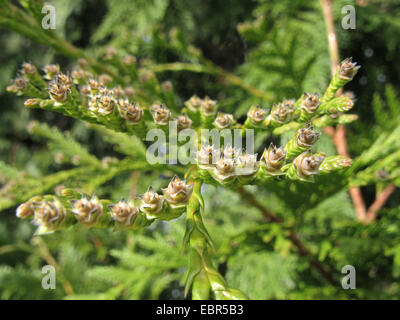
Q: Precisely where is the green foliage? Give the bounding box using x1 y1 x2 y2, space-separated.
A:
0 0 399 301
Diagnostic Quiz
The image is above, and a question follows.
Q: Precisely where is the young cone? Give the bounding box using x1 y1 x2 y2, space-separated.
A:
285 150 326 182
322 58 361 103
284 124 320 161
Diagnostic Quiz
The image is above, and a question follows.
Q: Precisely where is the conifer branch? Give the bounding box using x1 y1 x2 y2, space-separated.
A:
184 179 249 299
237 186 336 286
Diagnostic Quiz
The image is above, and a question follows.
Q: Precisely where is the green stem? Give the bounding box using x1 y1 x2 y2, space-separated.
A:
184 179 249 300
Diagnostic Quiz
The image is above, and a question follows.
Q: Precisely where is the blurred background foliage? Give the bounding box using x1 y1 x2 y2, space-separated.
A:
0 0 400 299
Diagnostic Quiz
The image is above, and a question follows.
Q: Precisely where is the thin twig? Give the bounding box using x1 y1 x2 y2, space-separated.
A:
32 237 75 295
237 187 336 285
365 184 396 222
320 0 369 222
320 0 340 77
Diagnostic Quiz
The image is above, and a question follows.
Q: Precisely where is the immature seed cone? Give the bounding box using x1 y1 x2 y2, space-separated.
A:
88 96 99 113
196 145 218 185
88 79 101 95
281 98 296 112
99 74 112 86
70 195 103 226
109 199 138 227
151 104 171 125
297 124 320 147
121 54 136 67
260 143 286 175
56 73 73 89
300 92 320 121
48 82 70 104
162 176 193 206
7 77 28 94
235 153 258 176
104 47 118 60
139 186 164 219
265 103 291 127
161 80 173 92
43 64 60 80
291 150 325 181
99 87 112 96
177 114 192 131
222 146 240 160
197 145 218 166
212 157 236 183
33 199 66 231
118 99 143 123
80 85 91 96
112 87 124 99
98 95 116 115
246 105 267 126
184 95 203 111
78 58 89 69
72 69 89 85
213 113 234 129
322 58 361 103
200 96 217 116
284 124 320 161
22 62 37 75
16 201 35 219
124 86 135 97
339 57 361 81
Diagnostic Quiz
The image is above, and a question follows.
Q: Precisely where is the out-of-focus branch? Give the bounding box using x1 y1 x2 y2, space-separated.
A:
365 184 396 222
320 0 340 77
320 0 369 222
32 237 75 295
150 62 274 102
237 187 336 285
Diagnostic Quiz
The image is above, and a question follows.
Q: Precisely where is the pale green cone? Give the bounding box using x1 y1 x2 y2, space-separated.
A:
319 155 352 174
318 96 354 115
